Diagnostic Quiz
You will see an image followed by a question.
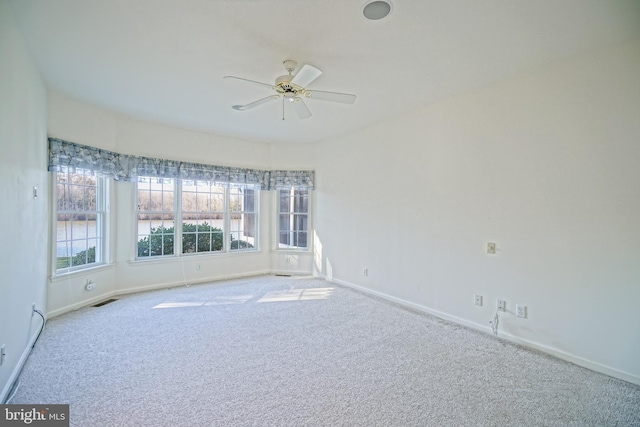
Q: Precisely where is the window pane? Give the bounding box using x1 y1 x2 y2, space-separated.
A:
279 214 290 232
197 233 211 252
150 191 164 211
163 235 174 256
149 234 163 256
56 184 68 210
71 240 87 266
294 214 307 232
197 193 210 212
279 192 290 212
182 191 196 212
244 191 255 211
85 215 96 239
244 213 255 238
294 195 309 213
85 186 96 210
137 190 150 211
163 191 174 211
279 232 290 247
230 193 242 212
211 192 224 211
296 232 308 248
85 174 97 186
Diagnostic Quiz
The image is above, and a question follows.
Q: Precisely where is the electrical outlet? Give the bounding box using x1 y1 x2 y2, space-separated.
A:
196 264 201 271
85 280 95 291
1 344 5 366
516 304 527 318
474 294 483 306
363 268 368 277
497 299 506 311
487 242 496 254
32 303 36 316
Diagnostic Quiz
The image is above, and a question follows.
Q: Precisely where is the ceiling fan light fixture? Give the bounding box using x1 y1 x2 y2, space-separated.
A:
363 1 392 20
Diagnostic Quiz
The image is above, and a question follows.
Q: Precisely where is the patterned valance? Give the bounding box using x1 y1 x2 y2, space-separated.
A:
269 170 315 190
48 138 312 190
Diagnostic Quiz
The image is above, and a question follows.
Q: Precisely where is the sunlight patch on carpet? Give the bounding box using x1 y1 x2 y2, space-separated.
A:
257 287 334 303
152 295 254 309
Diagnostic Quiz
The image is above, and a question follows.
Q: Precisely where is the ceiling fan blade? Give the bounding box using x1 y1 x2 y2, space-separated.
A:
290 64 322 88
290 97 312 119
307 90 356 104
232 95 280 111
223 76 275 90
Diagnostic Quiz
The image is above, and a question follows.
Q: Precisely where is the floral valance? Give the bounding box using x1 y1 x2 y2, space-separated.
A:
47 138 313 190
269 170 316 190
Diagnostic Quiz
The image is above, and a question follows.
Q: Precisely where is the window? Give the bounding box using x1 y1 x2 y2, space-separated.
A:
136 177 175 258
181 180 225 254
55 168 107 272
135 177 258 258
229 187 256 251
278 189 309 249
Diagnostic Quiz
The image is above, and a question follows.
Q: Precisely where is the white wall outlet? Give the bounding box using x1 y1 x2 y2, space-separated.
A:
487 242 496 254
516 304 527 318
363 268 368 277
497 299 506 311
474 294 483 306
85 280 95 291
196 264 201 271
1 344 6 366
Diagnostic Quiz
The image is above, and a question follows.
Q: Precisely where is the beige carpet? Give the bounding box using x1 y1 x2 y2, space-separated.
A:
10 275 640 426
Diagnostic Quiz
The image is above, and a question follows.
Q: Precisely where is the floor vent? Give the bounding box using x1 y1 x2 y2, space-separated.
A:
92 299 118 307
275 274 292 277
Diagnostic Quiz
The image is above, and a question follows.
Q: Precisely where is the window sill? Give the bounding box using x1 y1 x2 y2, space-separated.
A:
50 263 115 282
272 248 312 254
128 249 263 266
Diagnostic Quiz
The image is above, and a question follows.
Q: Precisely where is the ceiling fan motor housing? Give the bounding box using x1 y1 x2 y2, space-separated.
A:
275 75 304 95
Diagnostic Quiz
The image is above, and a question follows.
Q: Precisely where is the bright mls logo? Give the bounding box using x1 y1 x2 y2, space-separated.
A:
0 405 69 427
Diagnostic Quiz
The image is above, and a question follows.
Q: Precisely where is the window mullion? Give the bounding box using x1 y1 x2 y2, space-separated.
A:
176 180 183 257
224 187 230 252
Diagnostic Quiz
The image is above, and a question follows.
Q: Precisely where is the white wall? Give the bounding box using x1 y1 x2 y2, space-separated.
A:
46 93 275 316
0 0 49 401
312 39 640 384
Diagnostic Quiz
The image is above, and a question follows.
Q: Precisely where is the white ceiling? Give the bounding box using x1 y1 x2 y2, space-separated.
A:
9 0 640 144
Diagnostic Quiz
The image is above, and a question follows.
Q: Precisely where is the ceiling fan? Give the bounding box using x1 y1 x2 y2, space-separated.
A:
224 60 356 120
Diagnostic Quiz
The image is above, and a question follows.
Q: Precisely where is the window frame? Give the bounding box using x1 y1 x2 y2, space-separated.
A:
275 188 311 251
52 167 109 276
134 177 260 260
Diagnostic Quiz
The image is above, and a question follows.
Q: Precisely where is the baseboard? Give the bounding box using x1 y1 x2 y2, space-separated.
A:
327 276 640 386
47 270 273 319
271 269 314 277
116 270 273 295
47 290 118 319
0 324 42 403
